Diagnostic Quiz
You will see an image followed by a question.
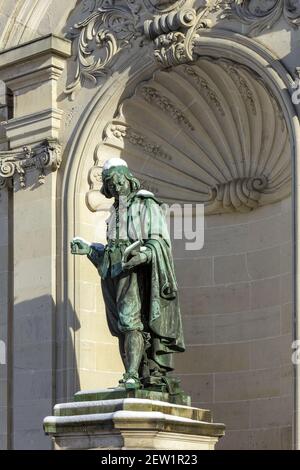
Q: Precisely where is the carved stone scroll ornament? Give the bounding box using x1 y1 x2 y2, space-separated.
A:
0 140 61 190
144 8 197 38
65 2 143 99
65 1 218 97
218 0 300 36
208 176 268 213
143 0 188 13
82 0 189 15
87 161 103 204
144 6 211 67
65 0 300 97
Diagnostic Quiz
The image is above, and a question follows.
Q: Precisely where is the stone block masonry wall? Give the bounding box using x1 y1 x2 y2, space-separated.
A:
11 171 57 449
174 198 294 450
0 188 9 449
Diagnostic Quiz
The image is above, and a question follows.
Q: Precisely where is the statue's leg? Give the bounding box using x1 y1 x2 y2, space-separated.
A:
116 271 144 389
101 277 126 367
124 329 144 378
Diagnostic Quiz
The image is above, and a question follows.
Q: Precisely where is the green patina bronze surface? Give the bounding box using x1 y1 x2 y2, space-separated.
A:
74 387 191 406
71 160 186 396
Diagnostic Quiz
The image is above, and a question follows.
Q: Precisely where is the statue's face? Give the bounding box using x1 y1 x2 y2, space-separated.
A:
105 171 131 198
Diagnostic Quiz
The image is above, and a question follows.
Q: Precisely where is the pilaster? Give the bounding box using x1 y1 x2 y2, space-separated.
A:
0 34 71 148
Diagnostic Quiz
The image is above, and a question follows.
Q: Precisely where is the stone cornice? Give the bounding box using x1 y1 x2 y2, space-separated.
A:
0 34 71 151
0 34 71 71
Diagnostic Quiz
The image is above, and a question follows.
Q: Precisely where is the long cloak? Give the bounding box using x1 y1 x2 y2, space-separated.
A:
88 191 185 372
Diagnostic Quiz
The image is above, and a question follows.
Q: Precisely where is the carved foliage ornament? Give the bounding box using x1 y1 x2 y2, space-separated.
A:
82 0 188 14
0 140 61 190
218 0 300 35
65 1 300 98
65 1 216 97
143 0 188 13
65 2 143 99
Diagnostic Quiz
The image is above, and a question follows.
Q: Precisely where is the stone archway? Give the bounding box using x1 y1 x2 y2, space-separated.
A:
59 31 300 449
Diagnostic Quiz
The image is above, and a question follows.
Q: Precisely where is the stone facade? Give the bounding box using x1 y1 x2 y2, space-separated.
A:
0 0 298 450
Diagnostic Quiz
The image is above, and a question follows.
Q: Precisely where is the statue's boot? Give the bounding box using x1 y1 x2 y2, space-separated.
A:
121 330 144 390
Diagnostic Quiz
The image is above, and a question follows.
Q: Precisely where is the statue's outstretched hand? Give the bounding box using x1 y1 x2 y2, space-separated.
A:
70 237 91 255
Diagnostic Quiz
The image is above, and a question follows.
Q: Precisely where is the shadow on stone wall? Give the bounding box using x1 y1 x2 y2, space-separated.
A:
11 295 80 449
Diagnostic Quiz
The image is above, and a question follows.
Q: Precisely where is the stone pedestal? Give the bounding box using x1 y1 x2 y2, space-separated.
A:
43 388 225 450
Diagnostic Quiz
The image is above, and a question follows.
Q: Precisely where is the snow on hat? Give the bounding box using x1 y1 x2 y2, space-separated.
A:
103 158 128 171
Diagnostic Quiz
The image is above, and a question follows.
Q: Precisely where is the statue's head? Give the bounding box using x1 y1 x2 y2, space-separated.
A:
101 158 140 199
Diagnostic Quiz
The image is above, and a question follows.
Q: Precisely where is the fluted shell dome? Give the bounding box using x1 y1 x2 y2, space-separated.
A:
87 57 291 214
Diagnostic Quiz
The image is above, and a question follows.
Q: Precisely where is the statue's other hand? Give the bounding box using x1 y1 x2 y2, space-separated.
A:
122 252 148 270
70 237 91 255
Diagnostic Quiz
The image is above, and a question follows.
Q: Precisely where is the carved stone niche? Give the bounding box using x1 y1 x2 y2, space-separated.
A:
86 57 291 214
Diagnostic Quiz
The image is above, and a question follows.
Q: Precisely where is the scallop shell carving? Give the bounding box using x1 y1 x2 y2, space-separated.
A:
87 57 291 213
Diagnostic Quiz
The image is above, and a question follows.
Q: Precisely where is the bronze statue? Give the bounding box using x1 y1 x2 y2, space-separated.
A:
71 158 185 394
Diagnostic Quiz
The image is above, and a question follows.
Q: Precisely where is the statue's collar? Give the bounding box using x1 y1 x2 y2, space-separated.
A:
113 191 137 209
